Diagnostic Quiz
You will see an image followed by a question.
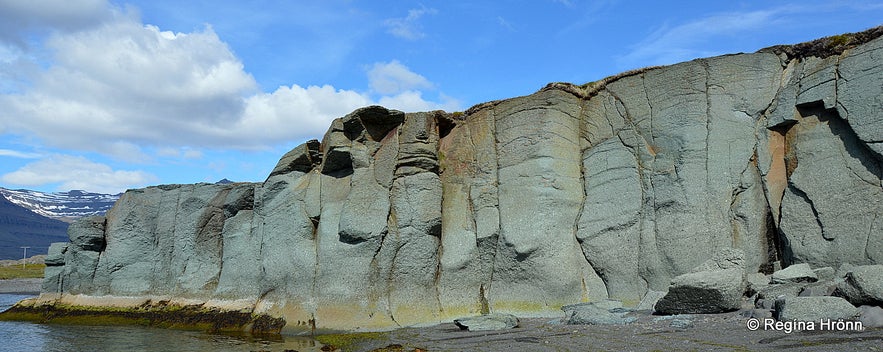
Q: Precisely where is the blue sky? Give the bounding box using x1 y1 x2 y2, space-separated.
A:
0 0 881 194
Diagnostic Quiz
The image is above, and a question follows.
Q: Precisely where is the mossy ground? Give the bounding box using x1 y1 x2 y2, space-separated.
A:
0 263 45 279
0 300 286 335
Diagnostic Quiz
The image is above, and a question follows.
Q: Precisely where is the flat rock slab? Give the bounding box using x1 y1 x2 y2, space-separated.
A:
454 313 519 331
771 263 818 284
774 296 860 322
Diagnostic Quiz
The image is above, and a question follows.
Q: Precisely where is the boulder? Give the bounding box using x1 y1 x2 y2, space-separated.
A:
454 313 519 331
745 272 770 297
561 300 637 325
655 268 744 314
798 282 836 297
771 263 817 284
813 267 836 282
774 296 860 322
859 305 883 328
755 283 806 310
834 264 883 306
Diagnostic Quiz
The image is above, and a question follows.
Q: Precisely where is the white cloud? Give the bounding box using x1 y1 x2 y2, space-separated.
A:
0 0 112 45
236 84 371 146
0 4 460 165
617 9 781 68
157 147 203 160
384 6 438 40
0 149 40 158
367 60 434 95
378 91 460 113
1 154 157 194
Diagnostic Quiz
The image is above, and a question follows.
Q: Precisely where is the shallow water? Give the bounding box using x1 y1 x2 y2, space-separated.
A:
0 294 324 352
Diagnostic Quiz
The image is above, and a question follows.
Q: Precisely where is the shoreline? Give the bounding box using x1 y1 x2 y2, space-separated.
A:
0 278 41 295
321 312 883 352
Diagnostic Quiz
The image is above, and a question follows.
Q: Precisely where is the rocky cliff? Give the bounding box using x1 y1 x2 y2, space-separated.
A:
24 28 883 333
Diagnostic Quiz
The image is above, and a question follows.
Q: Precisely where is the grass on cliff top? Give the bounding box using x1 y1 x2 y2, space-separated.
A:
0 263 45 279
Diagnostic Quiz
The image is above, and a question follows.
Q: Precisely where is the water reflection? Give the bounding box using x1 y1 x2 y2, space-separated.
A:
0 294 324 352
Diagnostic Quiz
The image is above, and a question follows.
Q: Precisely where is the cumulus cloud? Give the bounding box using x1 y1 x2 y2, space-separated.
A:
384 6 438 40
367 60 434 95
1 154 156 194
0 0 112 46
0 3 460 169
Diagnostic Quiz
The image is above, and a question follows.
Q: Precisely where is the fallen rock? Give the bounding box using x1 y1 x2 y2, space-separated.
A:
745 273 770 297
859 305 883 328
454 313 519 331
636 290 667 312
834 264 883 306
771 263 818 284
813 267 836 282
774 296 860 322
798 282 836 297
655 268 744 314
836 263 856 279
755 283 806 309
561 300 637 325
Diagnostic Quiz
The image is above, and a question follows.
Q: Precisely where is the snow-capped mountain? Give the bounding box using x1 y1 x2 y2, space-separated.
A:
0 188 120 223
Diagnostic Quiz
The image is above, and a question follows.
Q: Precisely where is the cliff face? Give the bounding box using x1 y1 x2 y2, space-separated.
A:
39 31 883 332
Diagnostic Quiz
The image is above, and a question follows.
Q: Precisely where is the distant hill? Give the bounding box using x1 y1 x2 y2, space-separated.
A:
0 188 121 260
0 188 119 223
0 194 69 260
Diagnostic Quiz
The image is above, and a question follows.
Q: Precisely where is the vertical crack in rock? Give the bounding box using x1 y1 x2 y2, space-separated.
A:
788 185 828 241
702 60 713 203
573 98 604 300
487 105 503 310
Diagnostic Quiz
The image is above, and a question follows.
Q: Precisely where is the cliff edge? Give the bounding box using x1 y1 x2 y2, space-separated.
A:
8 27 883 333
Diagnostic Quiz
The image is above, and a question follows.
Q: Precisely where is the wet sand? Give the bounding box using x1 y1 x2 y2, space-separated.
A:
337 311 883 352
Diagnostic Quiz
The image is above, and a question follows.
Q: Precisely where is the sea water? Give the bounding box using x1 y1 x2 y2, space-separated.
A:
0 294 324 352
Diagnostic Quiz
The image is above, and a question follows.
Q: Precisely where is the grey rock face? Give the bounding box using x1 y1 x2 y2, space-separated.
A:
67 216 106 252
655 268 744 314
267 139 320 178
454 313 519 331
36 31 883 332
835 265 883 306
771 263 818 284
774 296 860 322
44 242 67 267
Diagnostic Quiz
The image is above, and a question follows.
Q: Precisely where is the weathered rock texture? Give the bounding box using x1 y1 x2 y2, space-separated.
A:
23 28 883 332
